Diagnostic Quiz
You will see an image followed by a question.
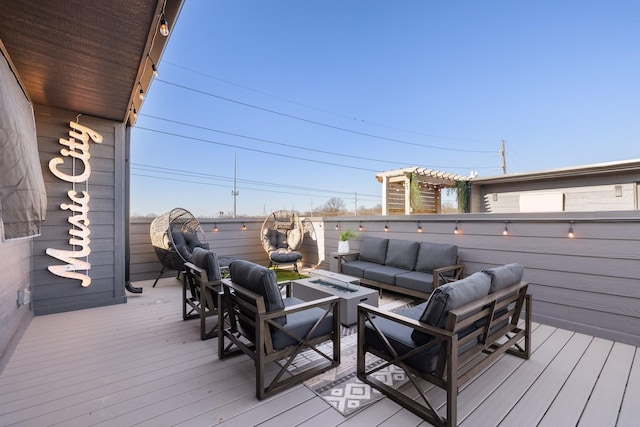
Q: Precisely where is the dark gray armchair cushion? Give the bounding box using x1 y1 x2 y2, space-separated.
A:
483 263 524 293
271 297 335 351
358 236 388 264
385 239 419 270
191 247 221 281
229 260 286 325
411 272 491 344
414 242 458 274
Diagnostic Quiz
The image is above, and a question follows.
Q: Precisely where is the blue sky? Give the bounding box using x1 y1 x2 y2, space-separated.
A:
131 0 639 217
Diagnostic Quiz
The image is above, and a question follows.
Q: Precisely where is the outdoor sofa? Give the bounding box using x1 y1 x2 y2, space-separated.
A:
339 235 464 299
356 263 531 426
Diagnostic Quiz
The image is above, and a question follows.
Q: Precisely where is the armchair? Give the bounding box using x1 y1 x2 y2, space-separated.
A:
183 251 222 340
218 260 340 399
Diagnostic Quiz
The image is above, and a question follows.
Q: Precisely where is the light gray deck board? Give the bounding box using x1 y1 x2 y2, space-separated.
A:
538 337 614 427
452 323 556 424
579 341 636 427
1 278 639 427
460 327 575 426
618 348 640 426
498 332 593 426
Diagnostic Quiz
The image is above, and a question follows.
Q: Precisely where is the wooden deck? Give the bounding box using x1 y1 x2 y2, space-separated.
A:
1 278 639 426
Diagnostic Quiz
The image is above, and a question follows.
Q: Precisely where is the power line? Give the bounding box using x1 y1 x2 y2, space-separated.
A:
139 113 498 171
131 173 380 202
155 78 496 154
131 163 379 198
135 126 381 172
164 61 492 143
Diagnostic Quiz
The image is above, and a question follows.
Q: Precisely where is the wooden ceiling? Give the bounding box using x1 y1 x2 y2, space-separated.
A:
0 0 182 126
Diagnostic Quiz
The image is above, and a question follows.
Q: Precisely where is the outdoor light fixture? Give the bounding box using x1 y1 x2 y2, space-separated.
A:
503 221 509 236
417 222 423 233
241 223 246 231
568 221 575 238
159 12 170 37
213 224 218 232
384 222 389 232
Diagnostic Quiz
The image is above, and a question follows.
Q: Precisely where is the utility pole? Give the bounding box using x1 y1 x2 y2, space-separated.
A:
354 192 358 216
500 140 507 174
232 151 238 218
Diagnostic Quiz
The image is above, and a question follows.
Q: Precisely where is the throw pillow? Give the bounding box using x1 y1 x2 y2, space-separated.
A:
411 272 491 344
483 263 524 293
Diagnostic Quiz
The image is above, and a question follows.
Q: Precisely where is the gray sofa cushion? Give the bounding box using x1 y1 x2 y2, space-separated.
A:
364 302 479 374
229 260 286 326
191 247 221 281
483 263 524 293
385 239 419 270
411 272 491 344
341 260 381 278
363 265 410 285
359 236 388 264
271 297 335 350
395 270 436 294
414 242 458 274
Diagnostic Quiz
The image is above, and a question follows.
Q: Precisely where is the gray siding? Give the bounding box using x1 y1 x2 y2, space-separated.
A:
31 105 126 315
321 213 640 346
481 184 636 213
0 238 32 373
129 213 640 347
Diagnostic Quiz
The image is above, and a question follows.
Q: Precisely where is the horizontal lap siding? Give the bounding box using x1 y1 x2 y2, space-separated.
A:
31 106 126 315
128 212 640 346
315 213 640 346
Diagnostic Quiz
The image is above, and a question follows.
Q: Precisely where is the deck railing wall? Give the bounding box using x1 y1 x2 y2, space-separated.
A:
130 212 640 346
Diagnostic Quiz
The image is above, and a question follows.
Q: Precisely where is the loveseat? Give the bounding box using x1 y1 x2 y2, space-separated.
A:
339 236 464 299
357 263 531 426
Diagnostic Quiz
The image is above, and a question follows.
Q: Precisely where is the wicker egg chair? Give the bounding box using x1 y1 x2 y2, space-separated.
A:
260 210 304 275
150 207 209 287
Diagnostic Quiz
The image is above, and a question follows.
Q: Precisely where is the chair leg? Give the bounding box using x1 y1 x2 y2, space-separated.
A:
152 266 166 287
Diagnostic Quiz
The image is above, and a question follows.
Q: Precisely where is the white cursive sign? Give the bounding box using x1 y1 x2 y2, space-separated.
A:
46 121 103 287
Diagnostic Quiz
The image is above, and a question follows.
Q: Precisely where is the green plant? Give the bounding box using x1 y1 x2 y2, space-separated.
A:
455 180 471 213
409 172 423 211
339 228 358 241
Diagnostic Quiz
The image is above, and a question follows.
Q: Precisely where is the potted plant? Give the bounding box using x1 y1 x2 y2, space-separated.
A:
338 228 357 254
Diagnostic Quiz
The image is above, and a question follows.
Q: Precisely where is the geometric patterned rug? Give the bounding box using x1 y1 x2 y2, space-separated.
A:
285 295 416 417
302 333 409 416
289 327 408 417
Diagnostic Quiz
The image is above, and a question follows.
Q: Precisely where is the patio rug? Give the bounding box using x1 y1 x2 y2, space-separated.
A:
284 296 416 417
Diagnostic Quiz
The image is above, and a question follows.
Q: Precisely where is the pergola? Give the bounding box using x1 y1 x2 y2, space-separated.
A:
376 166 468 215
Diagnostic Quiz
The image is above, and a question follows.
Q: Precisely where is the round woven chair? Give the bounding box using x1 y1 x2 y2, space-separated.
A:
150 207 209 287
260 210 304 275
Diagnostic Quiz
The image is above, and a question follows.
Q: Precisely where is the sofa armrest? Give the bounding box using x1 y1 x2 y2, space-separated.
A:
432 263 465 289
357 303 453 342
335 251 360 272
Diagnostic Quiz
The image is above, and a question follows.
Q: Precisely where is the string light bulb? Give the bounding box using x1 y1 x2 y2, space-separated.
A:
454 222 460 235
384 222 389 232
503 221 509 236
568 221 575 239
241 223 246 231
138 85 144 101
335 223 339 231
213 224 218 232
159 16 170 37
358 222 363 231
417 222 423 233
